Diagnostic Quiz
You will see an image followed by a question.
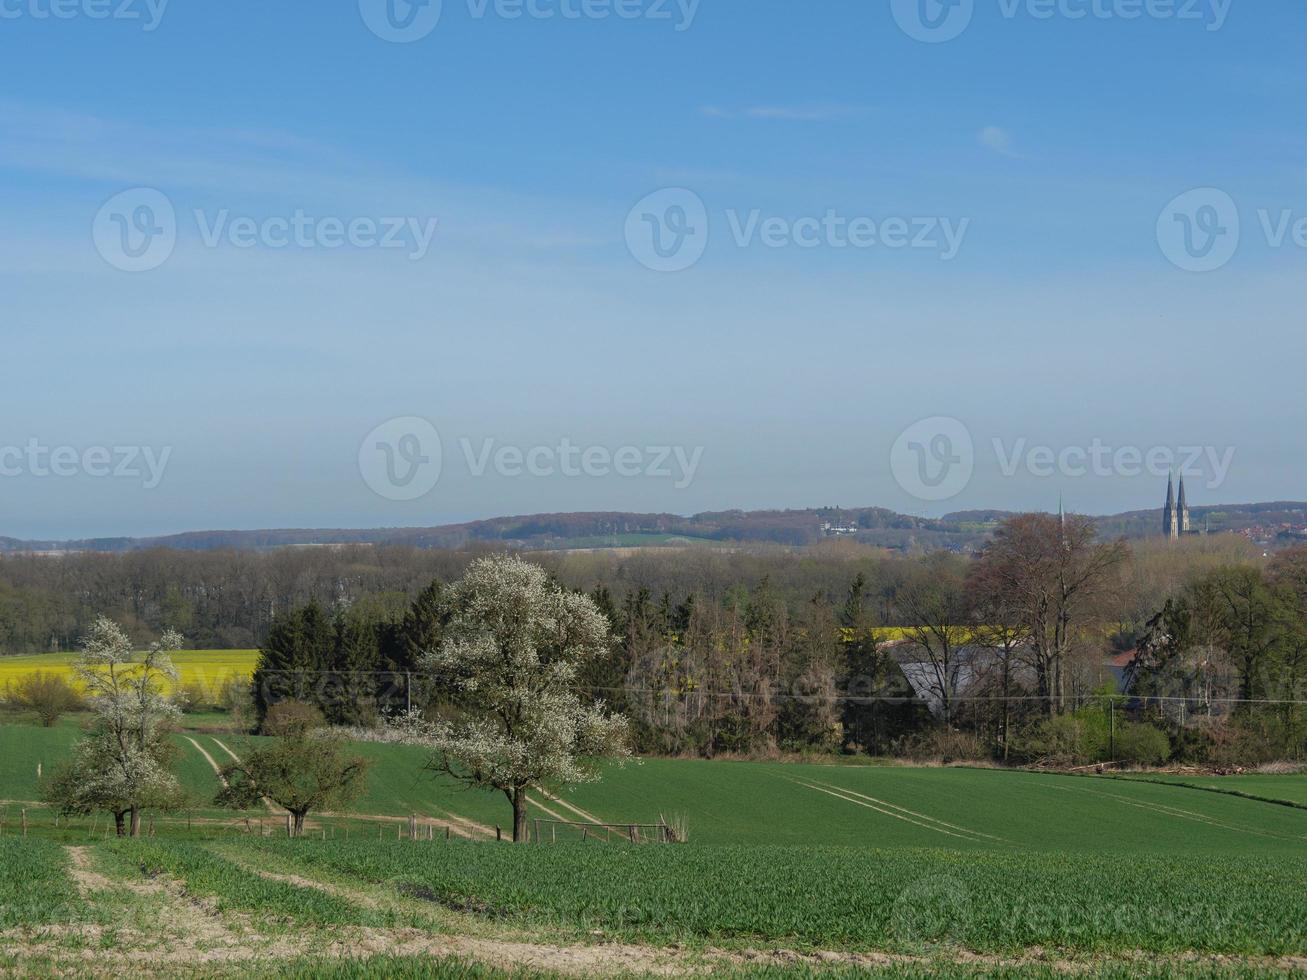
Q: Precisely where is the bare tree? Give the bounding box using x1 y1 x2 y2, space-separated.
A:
891 555 972 725
972 514 1129 715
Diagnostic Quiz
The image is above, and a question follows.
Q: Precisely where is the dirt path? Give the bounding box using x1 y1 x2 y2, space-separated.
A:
183 736 230 786
63 845 242 948
186 735 281 815
526 794 571 823
537 790 605 825
791 778 991 843
65 845 118 894
431 806 499 839
803 778 1007 842
17 849 1307 977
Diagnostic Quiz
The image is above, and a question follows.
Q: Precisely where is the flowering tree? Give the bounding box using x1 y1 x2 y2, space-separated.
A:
364 555 630 842
43 618 186 836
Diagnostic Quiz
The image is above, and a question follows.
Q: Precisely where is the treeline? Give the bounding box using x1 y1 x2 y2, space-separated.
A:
238 518 1307 765
1128 548 1307 765
0 540 981 653
0 546 479 652
6 521 1304 764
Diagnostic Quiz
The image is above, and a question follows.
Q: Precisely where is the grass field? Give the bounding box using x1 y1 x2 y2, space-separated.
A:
6 718 1307 852
1116 771 1307 807
4 714 1307 976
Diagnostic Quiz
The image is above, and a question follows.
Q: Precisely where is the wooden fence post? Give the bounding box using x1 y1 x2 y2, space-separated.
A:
496 825 502 842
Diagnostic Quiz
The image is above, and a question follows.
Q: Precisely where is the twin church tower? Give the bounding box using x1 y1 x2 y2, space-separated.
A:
1163 473 1192 540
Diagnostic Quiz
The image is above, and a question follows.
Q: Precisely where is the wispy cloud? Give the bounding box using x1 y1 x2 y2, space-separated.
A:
978 125 1020 158
700 104 871 122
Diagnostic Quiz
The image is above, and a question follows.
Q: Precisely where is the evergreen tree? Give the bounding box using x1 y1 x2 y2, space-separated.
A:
390 579 448 711
397 579 446 670
332 606 383 725
251 601 335 726
578 585 625 705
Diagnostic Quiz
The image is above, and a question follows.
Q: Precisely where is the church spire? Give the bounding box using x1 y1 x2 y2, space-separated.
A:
1164 473 1177 539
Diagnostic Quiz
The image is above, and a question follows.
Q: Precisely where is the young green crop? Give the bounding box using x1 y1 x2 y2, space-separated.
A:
239 838 1307 956
100 839 391 928
0 838 96 928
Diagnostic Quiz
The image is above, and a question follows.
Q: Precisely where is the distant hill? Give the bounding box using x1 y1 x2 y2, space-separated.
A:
4 501 1306 555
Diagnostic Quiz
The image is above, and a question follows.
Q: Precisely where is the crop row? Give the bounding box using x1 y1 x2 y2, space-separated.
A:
99 839 393 928
0 838 98 929
238 838 1307 956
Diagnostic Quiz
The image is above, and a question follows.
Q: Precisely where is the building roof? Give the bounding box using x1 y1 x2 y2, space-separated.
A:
1108 649 1139 669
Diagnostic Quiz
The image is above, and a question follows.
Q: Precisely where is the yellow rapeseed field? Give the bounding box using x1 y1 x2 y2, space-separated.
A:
0 649 258 696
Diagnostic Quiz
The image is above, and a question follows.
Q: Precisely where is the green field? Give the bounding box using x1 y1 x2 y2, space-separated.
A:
6 719 1307 854
1116 771 1307 807
234 837 1307 954
4 715 1307 976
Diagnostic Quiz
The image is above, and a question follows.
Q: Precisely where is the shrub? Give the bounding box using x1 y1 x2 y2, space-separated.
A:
178 681 219 713
1194 714 1305 769
4 672 83 727
221 679 256 732
1012 713 1103 767
1011 708 1172 768
1113 721 1171 766
897 728 992 764
261 699 326 737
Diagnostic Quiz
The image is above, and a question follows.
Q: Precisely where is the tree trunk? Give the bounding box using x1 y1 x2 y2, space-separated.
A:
114 811 127 837
1001 653 1012 762
292 811 306 838
129 807 141 838
512 786 528 843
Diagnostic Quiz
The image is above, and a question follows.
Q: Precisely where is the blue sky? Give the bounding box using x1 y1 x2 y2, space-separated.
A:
2 0 1305 538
